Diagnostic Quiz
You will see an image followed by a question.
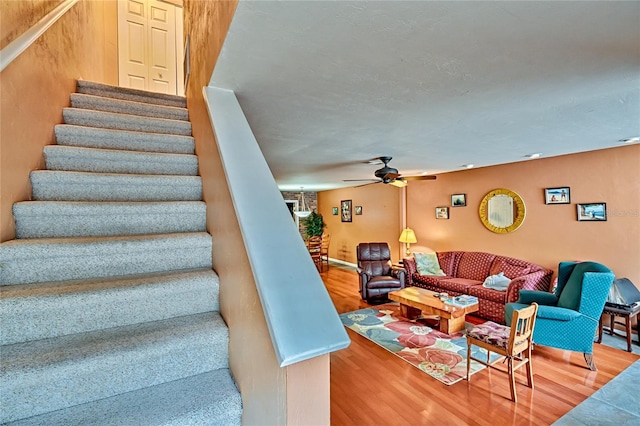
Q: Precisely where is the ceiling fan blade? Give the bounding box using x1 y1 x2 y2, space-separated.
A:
402 175 437 181
354 181 382 188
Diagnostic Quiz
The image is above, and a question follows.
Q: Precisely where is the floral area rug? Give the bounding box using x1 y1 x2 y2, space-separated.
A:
339 303 499 385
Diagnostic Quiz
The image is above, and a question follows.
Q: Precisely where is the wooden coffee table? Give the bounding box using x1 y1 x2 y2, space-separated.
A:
388 287 479 334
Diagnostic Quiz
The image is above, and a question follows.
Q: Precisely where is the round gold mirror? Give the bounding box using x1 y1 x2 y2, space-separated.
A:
479 188 526 233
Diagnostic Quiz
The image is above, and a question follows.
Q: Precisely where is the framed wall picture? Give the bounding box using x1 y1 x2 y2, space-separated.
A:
545 187 570 204
355 205 363 215
435 206 449 219
332 207 339 215
451 193 466 207
577 203 607 221
341 200 352 222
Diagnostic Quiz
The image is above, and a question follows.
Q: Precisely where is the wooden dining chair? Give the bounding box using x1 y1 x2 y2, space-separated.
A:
307 236 323 271
466 302 539 402
320 233 331 270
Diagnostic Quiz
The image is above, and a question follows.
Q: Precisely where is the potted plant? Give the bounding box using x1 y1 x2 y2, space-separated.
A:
302 211 326 239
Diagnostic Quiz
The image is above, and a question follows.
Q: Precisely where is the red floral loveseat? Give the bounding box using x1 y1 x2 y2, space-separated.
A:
403 251 553 323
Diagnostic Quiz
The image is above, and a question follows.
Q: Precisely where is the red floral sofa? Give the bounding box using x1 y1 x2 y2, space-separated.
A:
403 251 553 324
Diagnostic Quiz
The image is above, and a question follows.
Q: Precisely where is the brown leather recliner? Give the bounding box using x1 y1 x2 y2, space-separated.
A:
356 242 406 302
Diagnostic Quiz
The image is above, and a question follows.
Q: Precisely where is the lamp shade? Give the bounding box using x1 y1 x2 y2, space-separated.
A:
398 228 417 244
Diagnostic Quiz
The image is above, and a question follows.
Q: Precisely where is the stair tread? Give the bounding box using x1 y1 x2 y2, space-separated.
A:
0 269 219 345
43 145 199 176
1 313 230 423
55 124 195 154
13 201 207 239
63 108 192 136
71 93 189 121
31 169 202 183
13 200 206 215
7 369 241 426
0 231 212 253
0 268 217 299
44 145 198 162
77 80 187 107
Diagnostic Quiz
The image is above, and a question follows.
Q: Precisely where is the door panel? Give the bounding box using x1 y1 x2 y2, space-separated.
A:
118 0 178 95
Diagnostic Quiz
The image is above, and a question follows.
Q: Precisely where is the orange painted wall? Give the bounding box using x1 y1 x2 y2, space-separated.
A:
185 1 331 424
318 183 402 264
0 0 118 242
320 145 639 285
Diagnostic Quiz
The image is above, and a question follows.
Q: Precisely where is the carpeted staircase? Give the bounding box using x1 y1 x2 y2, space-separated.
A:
0 81 242 425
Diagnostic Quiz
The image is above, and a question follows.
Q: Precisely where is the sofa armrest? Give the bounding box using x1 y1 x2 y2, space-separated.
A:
402 257 417 285
506 269 554 303
517 290 559 306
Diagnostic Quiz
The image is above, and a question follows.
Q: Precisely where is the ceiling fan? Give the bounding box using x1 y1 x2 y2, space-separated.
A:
343 156 437 187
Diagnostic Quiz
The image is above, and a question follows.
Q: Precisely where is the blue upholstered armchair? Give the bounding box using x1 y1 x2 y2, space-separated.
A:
505 261 614 371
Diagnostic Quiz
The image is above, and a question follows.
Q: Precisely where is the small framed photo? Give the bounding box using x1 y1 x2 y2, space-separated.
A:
577 203 607 221
545 187 570 204
341 200 352 222
435 206 449 219
332 207 339 215
451 193 466 207
355 205 363 215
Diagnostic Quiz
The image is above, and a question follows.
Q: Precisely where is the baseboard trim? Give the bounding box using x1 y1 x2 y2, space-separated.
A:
328 258 356 269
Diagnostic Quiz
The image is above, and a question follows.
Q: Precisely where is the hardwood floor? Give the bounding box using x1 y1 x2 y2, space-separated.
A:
323 265 639 425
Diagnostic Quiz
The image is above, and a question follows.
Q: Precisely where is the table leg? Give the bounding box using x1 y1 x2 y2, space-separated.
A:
400 304 422 320
609 314 615 336
441 315 466 334
597 315 604 343
625 316 632 352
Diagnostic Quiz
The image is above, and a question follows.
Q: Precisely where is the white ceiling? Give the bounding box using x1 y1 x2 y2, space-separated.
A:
210 1 640 192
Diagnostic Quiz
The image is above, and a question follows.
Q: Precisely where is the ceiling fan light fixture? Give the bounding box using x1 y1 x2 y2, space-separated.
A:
619 137 639 144
389 179 408 188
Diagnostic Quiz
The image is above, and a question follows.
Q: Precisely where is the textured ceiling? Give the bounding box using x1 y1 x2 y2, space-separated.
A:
211 1 640 192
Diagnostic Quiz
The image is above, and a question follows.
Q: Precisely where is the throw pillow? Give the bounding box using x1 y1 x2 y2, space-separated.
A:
482 272 511 291
414 252 445 276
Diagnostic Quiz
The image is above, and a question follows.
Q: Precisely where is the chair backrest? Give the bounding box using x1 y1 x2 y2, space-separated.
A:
356 242 392 277
556 261 613 312
308 236 322 253
508 302 538 356
321 233 331 253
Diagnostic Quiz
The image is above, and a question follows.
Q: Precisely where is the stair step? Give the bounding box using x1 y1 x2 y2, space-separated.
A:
77 80 186 108
0 312 230 424
30 170 202 202
0 269 219 345
55 124 195 154
0 232 212 285
70 93 189 121
13 201 206 239
6 369 241 426
43 145 199 175
63 108 192 136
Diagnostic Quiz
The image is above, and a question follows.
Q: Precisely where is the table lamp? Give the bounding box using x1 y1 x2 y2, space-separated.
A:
398 228 417 256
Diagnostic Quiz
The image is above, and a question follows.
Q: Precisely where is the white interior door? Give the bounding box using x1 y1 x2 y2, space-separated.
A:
118 0 179 95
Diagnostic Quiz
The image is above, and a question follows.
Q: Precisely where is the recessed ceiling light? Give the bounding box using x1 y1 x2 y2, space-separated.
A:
619 137 639 144
526 153 542 159
462 164 474 169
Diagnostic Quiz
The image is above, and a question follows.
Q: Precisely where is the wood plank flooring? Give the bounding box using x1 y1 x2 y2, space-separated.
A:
323 265 639 425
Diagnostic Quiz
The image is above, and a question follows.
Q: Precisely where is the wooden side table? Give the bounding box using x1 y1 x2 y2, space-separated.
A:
597 303 640 352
